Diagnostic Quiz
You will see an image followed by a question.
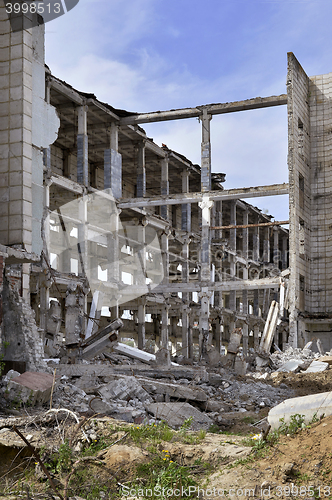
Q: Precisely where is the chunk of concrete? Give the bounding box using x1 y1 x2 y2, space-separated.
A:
136 377 207 402
305 360 329 373
276 359 306 373
113 343 179 366
317 356 332 365
6 372 56 406
146 402 213 430
98 376 152 404
268 391 332 430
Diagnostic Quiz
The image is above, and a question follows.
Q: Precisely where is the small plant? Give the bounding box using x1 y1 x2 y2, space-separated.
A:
128 421 174 444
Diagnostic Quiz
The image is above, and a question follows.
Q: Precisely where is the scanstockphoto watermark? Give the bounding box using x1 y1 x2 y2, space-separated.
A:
5 0 80 32
121 485 257 498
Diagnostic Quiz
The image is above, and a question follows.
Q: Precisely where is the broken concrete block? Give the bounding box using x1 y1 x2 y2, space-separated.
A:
227 328 242 354
276 359 306 373
234 357 247 376
316 338 325 355
206 345 222 367
317 356 332 365
155 348 171 367
268 391 332 430
305 360 329 373
136 377 207 402
89 398 116 415
98 376 152 404
146 402 213 430
6 372 56 406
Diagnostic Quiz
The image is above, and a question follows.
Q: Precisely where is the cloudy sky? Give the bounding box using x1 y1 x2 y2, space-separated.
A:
46 0 332 221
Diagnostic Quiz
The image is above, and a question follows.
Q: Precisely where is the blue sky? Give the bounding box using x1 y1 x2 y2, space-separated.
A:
46 0 332 221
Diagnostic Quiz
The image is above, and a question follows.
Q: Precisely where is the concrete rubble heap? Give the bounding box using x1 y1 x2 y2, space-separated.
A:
1 2 332 432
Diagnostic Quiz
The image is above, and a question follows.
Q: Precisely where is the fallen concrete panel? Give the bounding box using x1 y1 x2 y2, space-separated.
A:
276 359 306 373
317 356 332 365
99 376 152 404
268 391 332 430
146 402 213 430
6 372 56 406
113 343 179 366
137 377 207 402
305 360 329 373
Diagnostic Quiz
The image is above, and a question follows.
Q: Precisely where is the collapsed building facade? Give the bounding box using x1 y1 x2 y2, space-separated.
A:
0 4 331 371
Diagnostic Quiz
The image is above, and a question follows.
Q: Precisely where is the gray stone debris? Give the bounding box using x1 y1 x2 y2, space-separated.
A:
146 402 213 430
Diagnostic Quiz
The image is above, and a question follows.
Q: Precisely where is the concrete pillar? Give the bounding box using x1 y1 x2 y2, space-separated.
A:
229 201 236 311
253 324 260 349
242 323 249 356
253 289 259 317
181 304 190 358
137 298 146 350
189 313 194 360
214 316 222 354
273 227 279 267
160 156 169 220
198 196 213 355
282 236 288 270
104 123 122 198
77 105 89 186
161 229 169 284
161 300 169 348
107 202 120 318
201 108 212 192
242 210 249 322
137 142 146 198
253 218 260 262
181 169 191 232
263 227 270 263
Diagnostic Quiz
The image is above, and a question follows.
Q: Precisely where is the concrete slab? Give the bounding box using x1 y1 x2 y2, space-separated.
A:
136 377 207 402
276 359 305 373
317 356 332 365
98 376 152 404
305 360 329 373
6 371 56 406
146 402 213 430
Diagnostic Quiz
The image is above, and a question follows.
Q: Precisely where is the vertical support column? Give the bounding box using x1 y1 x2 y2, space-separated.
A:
282 236 288 270
137 298 146 350
253 289 259 316
229 200 236 311
201 108 212 192
214 315 222 354
198 196 213 357
160 156 169 220
215 200 223 308
137 141 146 198
161 229 169 285
181 169 191 232
273 227 279 268
242 210 249 357
107 204 120 318
263 227 270 263
77 105 89 186
254 324 260 349
104 123 122 198
161 300 169 349
253 218 260 262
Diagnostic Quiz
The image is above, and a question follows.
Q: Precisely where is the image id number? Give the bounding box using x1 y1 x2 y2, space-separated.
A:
276 485 331 497
6 2 61 15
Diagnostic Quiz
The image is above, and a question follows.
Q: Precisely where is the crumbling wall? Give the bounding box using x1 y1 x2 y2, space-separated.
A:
1 274 46 371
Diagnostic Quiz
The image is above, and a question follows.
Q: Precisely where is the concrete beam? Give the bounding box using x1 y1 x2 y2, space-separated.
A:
118 183 289 209
119 95 288 125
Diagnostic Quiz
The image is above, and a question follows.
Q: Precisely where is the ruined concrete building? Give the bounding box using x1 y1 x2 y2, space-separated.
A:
0 4 331 371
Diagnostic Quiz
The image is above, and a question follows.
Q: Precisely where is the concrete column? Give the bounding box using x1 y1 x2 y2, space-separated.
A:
242 210 249 322
160 156 169 220
201 108 212 192
282 236 288 270
273 227 279 267
253 289 259 316
253 324 260 349
161 229 169 284
137 142 146 198
188 314 194 360
181 304 190 358
198 196 213 355
214 316 222 354
104 123 122 198
242 323 249 357
137 298 146 350
77 105 89 186
181 169 191 232
181 235 190 357
107 203 120 318
161 300 169 348
253 219 260 262
263 227 270 263
229 201 236 311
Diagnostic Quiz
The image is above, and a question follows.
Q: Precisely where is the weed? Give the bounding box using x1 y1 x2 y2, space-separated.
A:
128 421 174 444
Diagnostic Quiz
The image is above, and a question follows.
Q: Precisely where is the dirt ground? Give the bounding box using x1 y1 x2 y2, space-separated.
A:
1 371 332 499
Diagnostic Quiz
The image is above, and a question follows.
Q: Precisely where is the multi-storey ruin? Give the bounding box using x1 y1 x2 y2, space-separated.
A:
0 5 331 370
